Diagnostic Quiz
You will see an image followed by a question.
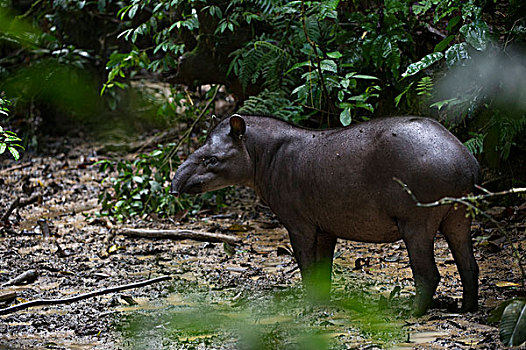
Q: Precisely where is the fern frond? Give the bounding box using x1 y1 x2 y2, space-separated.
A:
464 132 485 155
238 89 304 122
304 15 320 43
416 76 433 96
238 40 291 91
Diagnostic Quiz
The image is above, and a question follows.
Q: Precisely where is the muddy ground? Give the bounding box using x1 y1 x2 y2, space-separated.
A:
0 136 525 349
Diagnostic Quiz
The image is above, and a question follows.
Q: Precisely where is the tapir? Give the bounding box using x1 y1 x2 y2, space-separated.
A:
170 114 480 315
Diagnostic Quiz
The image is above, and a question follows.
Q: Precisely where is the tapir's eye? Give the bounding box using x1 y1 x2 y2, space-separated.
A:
203 156 219 167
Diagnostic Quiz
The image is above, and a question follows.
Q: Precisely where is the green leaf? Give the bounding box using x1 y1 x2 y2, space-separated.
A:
128 4 139 19
8 146 19 160
351 74 379 80
320 59 338 73
327 51 342 59
445 43 470 66
340 108 352 126
446 15 462 32
460 21 489 51
500 300 526 346
4 135 21 142
434 35 455 52
402 52 444 77
394 81 414 108
132 176 144 184
285 60 312 75
0 142 6 154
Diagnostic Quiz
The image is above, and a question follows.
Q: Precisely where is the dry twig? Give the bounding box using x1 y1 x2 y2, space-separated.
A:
0 162 32 175
2 270 39 287
0 275 171 315
120 228 241 245
1 193 42 223
0 292 17 304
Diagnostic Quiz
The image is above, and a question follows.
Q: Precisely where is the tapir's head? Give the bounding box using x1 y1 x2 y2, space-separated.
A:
170 115 253 196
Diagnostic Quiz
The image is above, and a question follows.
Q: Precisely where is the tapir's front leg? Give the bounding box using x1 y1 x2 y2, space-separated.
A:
287 225 337 300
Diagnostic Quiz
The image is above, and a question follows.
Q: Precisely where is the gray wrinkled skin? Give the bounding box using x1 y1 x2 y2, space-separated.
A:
171 115 480 315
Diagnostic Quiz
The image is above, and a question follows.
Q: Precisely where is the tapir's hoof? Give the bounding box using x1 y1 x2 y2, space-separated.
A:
460 302 478 313
412 299 433 316
412 307 427 317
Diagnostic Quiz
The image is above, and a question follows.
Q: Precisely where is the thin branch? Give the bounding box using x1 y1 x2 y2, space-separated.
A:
0 276 172 316
393 178 526 208
1 193 42 223
0 162 32 175
164 85 221 166
394 177 526 290
2 269 38 287
120 228 241 245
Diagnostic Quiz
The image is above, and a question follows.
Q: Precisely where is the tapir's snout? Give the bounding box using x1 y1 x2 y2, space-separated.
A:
170 176 183 197
170 167 187 197
170 157 198 197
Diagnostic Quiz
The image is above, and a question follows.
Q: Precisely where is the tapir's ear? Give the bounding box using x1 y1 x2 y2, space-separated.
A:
207 115 221 133
229 115 246 140
211 115 220 127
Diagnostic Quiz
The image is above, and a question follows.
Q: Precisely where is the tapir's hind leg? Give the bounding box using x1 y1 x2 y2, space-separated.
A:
440 206 479 312
397 217 441 316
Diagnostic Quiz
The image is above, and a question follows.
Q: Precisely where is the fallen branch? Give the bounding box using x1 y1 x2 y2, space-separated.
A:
120 228 241 245
2 270 39 287
0 162 32 175
0 275 171 316
1 193 42 223
0 292 17 304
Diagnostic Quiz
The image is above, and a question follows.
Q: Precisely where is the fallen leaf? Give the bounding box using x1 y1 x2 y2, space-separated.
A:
108 244 125 254
496 281 521 288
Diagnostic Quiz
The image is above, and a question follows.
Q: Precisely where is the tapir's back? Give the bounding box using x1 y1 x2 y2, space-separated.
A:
315 116 479 199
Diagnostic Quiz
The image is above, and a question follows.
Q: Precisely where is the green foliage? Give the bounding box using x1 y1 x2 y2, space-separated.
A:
98 138 232 221
401 0 488 76
402 53 443 78
102 50 150 95
0 94 23 160
237 89 305 123
416 76 433 97
233 40 292 92
499 299 526 347
0 3 111 130
97 142 229 221
463 132 485 156
106 0 400 126
97 85 226 221
97 145 181 221
399 0 526 165
105 0 524 168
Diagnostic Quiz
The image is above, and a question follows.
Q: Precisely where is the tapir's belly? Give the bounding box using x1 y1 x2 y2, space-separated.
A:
326 218 402 243
319 211 403 243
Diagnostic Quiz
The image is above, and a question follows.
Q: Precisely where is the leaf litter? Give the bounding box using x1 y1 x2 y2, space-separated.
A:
0 136 525 349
